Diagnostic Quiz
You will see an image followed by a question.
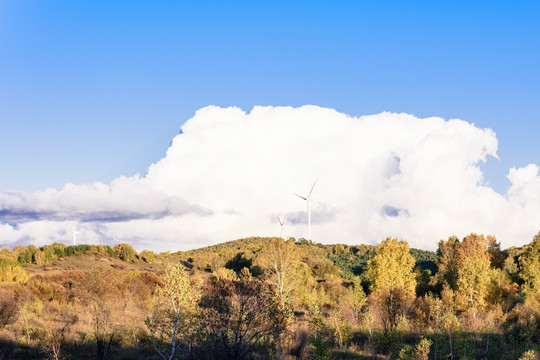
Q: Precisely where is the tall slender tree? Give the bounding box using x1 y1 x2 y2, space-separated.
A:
146 262 201 360
261 238 301 359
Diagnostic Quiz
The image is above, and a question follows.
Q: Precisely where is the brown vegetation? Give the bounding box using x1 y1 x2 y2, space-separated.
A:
0 232 539 359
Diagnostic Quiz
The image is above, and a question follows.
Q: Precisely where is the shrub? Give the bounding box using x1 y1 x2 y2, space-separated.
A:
520 350 540 360
114 244 137 261
0 258 28 282
15 245 38 264
139 250 156 263
0 288 19 327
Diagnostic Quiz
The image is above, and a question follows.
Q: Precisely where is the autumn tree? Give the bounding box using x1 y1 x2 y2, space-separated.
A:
262 238 301 301
438 234 493 316
0 287 18 328
520 350 540 360
139 250 156 263
455 234 493 316
41 306 78 360
79 269 128 360
113 243 136 261
261 238 301 358
346 278 367 324
487 235 504 269
146 262 201 360
423 294 445 357
199 277 276 360
521 231 540 298
366 237 416 332
327 308 350 351
436 236 460 290
397 338 432 360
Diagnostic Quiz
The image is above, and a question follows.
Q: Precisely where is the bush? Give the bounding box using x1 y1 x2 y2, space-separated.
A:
225 252 252 274
0 288 19 327
139 250 156 263
0 258 28 282
15 245 38 264
114 244 137 261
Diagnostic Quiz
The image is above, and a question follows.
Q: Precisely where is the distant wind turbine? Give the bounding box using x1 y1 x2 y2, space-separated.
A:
295 179 317 241
72 230 79 246
277 215 287 239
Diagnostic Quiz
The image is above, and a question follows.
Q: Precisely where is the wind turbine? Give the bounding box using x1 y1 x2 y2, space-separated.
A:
72 230 79 246
295 179 317 241
277 215 287 239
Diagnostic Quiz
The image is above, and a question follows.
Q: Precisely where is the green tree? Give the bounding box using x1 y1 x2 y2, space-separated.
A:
307 302 330 360
521 231 540 296
398 338 432 360
225 252 252 274
441 309 462 360
346 278 367 324
15 245 38 264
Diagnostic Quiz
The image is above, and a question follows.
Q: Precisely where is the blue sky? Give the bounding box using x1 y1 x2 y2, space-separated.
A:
1 1 539 193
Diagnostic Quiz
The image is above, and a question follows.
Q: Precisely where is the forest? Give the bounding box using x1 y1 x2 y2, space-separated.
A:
1 232 540 360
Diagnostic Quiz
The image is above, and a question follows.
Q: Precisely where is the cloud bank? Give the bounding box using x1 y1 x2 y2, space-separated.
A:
1 105 539 251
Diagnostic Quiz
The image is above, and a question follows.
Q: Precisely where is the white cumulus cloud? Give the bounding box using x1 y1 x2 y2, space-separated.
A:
1 105 539 251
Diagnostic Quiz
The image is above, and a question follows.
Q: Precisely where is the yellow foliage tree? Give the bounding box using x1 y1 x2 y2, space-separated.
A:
366 237 416 331
0 258 28 282
146 262 201 360
436 236 460 290
367 238 416 294
262 238 301 302
454 234 492 316
438 234 493 316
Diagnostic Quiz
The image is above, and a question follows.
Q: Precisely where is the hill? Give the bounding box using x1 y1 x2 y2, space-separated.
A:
0 233 537 360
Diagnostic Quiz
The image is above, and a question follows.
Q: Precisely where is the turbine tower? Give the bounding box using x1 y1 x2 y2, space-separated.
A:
277 215 287 239
72 230 79 246
295 179 317 241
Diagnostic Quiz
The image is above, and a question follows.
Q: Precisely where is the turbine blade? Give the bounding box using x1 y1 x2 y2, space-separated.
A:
295 193 307 201
277 215 283 226
308 178 318 198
